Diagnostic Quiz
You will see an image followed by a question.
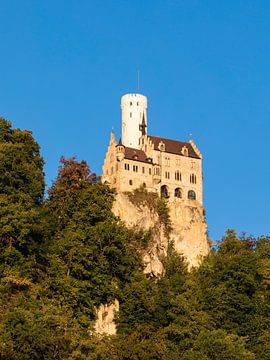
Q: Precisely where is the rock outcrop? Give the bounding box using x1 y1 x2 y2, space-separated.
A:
94 299 119 336
168 200 209 268
112 192 209 274
94 191 209 335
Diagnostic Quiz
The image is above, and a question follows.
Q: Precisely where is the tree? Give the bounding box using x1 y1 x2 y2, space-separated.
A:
46 157 141 327
0 117 45 281
0 117 44 203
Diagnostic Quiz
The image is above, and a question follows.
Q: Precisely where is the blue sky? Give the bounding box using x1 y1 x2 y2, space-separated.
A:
1 1 269 242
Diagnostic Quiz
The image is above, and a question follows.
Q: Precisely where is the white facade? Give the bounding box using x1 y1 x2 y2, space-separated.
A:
121 93 147 149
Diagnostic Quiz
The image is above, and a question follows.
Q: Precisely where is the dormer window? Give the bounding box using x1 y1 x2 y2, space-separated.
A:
181 146 189 156
133 155 138 160
147 158 153 163
158 141 165 151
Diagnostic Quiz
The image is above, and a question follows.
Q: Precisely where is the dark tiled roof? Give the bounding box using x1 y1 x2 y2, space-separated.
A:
148 135 200 159
124 147 150 163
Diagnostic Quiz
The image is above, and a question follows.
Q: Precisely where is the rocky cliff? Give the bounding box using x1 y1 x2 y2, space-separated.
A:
112 191 209 275
94 190 209 335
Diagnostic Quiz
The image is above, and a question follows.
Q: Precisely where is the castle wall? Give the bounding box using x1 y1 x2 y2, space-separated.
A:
102 138 203 205
156 151 203 205
116 159 156 193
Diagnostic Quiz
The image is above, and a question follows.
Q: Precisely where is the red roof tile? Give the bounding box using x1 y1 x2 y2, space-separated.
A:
148 136 200 159
124 147 150 163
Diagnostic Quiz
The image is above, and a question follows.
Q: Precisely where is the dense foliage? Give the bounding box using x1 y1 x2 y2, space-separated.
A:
0 117 269 359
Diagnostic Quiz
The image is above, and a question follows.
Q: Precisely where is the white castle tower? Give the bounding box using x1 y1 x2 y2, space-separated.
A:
121 93 147 149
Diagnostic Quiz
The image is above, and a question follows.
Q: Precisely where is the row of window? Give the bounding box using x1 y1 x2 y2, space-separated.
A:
125 163 152 175
124 163 196 184
126 181 196 201
130 101 140 106
161 185 196 200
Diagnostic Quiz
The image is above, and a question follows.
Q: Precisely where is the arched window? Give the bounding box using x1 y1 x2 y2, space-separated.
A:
174 188 182 198
188 190 196 200
161 185 169 198
142 182 146 188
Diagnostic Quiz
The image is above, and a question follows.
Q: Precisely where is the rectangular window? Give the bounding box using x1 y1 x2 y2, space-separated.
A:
125 163 130 170
165 171 170 179
142 166 145 174
175 171 181 181
149 168 151 175
133 165 138 172
165 157 170 166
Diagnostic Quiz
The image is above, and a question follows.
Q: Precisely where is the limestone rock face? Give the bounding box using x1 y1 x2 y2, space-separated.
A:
168 200 209 268
112 192 167 276
94 193 208 335
112 192 209 273
94 299 119 336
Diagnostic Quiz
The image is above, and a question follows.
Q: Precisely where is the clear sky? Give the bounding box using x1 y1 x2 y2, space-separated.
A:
1 1 269 242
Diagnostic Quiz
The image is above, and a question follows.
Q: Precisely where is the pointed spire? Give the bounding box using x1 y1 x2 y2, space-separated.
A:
110 127 116 143
139 112 147 136
118 137 122 145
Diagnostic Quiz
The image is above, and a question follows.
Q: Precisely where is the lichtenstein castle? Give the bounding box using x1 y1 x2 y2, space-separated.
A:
102 93 209 274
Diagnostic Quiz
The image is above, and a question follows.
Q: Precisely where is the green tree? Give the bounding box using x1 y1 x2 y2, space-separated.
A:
0 117 44 203
46 157 141 327
197 230 261 334
0 118 45 281
183 329 255 360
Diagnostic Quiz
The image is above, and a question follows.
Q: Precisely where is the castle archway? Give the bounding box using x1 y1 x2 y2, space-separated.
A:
188 190 196 200
174 187 182 198
161 185 169 198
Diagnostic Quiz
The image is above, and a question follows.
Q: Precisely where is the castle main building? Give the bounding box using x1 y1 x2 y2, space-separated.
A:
102 93 203 206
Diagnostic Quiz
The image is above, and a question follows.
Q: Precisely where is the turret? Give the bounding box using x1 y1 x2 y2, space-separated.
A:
116 139 125 161
121 93 147 149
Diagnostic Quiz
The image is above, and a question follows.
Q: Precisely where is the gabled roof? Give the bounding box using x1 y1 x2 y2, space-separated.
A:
124 147 150 163
148 135 200 159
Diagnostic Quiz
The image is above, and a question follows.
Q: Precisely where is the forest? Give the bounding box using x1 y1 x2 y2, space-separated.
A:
0 117 269 359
